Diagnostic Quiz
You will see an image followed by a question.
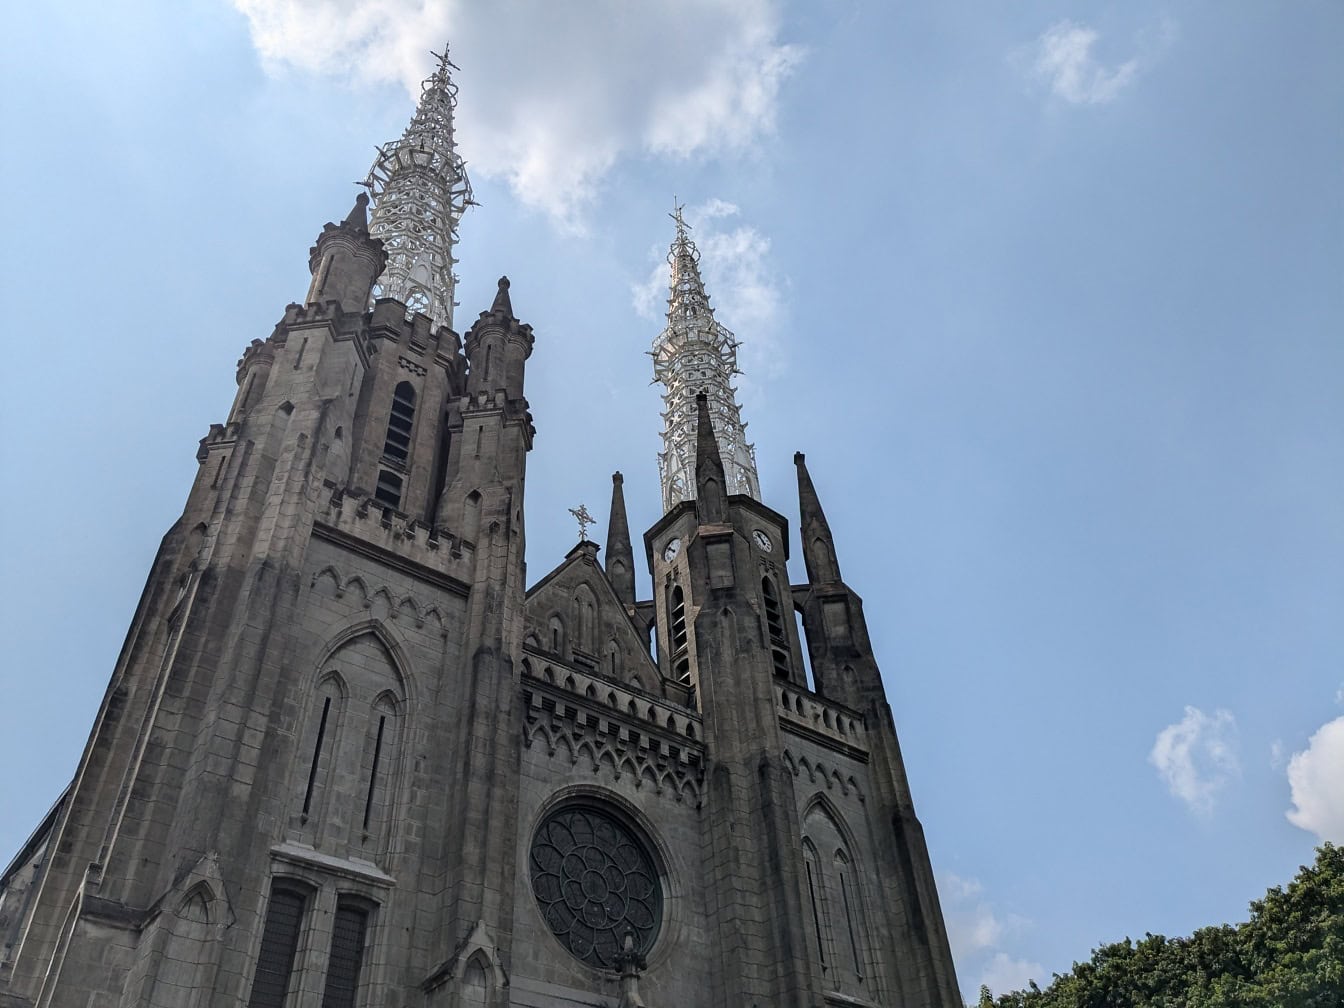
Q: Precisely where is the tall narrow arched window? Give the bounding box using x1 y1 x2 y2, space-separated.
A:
802 840 829 978
359 694 399 844
462 490 482 545
669 585 689 682
300 676 345 822
835 852 865 985
762 577 790 679
549 615 565 656
247 884 308 1008
382 381 416 465
573 585 596 652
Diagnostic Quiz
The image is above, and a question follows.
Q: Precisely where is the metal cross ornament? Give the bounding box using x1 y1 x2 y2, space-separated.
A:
568 504 595 541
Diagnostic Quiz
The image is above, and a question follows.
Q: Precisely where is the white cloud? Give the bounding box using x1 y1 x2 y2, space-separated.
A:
230 0 803 229
1286 716 1344 842
1149 706 1239 815
631 200 787 383
940 872 1003 958
1029 21 1139 105
1270 739 1285 769
939 872 1039 1003
980 952 1046 999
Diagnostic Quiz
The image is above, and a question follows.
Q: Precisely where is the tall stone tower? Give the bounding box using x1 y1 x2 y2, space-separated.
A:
0 50 960 1008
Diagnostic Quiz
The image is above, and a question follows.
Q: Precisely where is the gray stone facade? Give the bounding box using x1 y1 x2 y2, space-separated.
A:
0 169 960 1008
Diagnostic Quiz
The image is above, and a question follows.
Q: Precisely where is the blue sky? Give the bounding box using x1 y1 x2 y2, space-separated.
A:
1 1 1341 1000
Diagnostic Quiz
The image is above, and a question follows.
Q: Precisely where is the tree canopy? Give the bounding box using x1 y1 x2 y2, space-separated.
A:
980 843 1343 1008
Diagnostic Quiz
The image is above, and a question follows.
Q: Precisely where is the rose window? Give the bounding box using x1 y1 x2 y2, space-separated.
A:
529 806 663 969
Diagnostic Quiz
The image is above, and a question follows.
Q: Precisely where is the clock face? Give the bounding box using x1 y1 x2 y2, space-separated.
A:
753 529 773 553
663 538 682 563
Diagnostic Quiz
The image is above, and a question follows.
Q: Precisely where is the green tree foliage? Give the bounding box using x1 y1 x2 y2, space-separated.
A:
989 844 1342 1008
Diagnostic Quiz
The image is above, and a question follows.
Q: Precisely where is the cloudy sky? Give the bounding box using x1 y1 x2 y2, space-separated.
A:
2 2 1341 1001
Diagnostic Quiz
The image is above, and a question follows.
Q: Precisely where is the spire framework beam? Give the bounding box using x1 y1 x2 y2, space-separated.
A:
652 211 761 512
365 47 474 330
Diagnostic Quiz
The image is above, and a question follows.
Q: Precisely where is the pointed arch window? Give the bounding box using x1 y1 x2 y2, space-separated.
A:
359 694 399 842
762 577 790 679
573 585 596 652
835 852 865 984
382 381 416 465
549 615 565 656
668 585 689 682
802 841 829 976
802 803 870 996
301 677 345 821
292 634 407 859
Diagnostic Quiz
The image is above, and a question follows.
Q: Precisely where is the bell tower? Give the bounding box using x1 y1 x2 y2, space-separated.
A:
637 214 964 1006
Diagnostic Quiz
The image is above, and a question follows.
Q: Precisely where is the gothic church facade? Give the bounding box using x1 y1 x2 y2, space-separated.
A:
0 52 961 1008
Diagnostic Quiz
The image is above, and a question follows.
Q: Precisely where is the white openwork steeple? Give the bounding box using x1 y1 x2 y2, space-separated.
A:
365 47 474 330
652 207 761 512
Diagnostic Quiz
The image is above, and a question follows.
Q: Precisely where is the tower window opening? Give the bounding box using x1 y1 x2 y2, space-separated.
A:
246 885 307 1008
321 899 371 1008
375 470 403 509
763 578 790 678
669 585 688 655
382 381 416 465
795 607 817 692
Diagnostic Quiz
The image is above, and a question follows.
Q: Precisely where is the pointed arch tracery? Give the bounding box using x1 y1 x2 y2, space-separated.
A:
291 625 410 860
800 794 872 996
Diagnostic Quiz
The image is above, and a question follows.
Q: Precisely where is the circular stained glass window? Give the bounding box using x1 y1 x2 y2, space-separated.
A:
529 805 663 970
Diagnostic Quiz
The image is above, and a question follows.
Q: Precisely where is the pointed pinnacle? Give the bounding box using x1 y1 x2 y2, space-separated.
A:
695 393 727 523
491 276 513 317
606 471 635 607
795 451 841 584
342 191 371 232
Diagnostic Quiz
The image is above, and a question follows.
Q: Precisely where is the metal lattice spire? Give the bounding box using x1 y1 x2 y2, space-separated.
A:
652 206 761 512
365 46 474 329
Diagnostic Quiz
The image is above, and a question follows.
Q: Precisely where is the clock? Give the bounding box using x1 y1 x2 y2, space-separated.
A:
663 538 682 562
753 529 773 553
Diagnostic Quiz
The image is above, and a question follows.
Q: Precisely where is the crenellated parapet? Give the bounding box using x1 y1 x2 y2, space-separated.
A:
314 481 476 586
777 683 868 758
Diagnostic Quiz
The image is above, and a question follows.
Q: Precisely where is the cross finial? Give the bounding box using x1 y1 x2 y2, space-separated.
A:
568 504 595 541
430 44 459 75
669 199 691 235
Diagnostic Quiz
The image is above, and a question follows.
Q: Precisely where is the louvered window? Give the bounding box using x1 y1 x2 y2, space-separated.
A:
763 578 790 678
374 470 403 509
382 381 416 464
321 900 370 1008
247 886 306 1008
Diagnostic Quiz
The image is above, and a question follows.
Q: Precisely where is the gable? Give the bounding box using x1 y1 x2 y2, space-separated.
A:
524 550 659 689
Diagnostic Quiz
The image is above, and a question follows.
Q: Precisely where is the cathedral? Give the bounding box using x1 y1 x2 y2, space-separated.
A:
0 51 961 1008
